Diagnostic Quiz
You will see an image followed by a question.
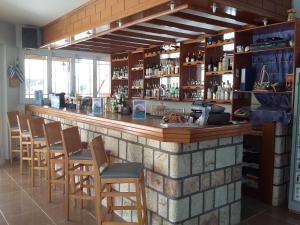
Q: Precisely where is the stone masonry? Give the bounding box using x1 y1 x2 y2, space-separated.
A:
33 111 243 225
273 123 292 206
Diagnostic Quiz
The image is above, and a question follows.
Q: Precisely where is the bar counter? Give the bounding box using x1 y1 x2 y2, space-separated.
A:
27 105 251 143
27 105 251 225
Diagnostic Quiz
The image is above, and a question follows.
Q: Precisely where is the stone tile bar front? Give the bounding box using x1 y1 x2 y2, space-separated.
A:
27 105 251 225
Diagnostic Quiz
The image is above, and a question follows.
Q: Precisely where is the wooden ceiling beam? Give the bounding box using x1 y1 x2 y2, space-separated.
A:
64 46 112 54
99 34 162 46
187 5 257 26
173 12 241 29
84 38 146 48
129 25 196 39
75 42 137 51
149 19 217 35
113 30 175 43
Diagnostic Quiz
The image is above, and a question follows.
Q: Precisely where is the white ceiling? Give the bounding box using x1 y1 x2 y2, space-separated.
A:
0 0 89 26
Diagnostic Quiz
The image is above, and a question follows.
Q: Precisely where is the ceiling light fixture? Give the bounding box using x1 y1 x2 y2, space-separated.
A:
117 20 122 28
263 18 268 26
211 2 217 14
169 1 175 11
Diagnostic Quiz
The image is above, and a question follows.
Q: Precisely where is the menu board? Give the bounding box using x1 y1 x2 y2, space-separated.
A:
92 98 104 115
132 100 146 120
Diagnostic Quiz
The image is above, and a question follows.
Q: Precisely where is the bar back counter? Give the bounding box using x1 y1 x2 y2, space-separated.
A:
27 105 251 225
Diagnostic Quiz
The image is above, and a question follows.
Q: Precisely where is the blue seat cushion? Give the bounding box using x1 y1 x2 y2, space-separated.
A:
101 163 143 179
49 143 64 151
33 136 45 142
69 149 92 160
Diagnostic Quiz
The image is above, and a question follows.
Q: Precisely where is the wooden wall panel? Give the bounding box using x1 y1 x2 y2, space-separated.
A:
42 0 291 46
42 0 170 45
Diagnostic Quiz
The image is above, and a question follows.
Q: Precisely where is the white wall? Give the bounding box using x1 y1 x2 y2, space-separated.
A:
293 0 300 18
0 20 18 160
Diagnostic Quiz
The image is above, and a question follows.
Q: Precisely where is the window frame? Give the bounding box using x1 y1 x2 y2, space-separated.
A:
24 54 48 99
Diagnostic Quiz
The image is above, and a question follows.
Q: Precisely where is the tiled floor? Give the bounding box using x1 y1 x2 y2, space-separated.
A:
0 162 300 225
240 196 300 225
0 162 98 225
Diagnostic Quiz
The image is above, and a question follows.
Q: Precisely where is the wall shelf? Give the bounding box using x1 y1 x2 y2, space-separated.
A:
234 90 292 94
205 99 232 104
182 61 205 66
206 39 235 48
206 70 233 76
234 46 293 55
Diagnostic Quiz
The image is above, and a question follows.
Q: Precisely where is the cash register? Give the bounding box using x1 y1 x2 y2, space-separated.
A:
190 100 231 125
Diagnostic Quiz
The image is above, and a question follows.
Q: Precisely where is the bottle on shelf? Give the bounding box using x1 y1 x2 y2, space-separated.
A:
197 51 204 61
218 57 223 72
222 54 228 71
185 52 190 63
175 60 180 74
191 53 196 63
175 83 179 98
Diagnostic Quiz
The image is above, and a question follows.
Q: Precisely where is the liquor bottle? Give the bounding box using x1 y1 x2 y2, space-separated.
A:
185 52 190 63
197 51 203 61
191 53 196 63
175 61 179 74
171 83 176 97
222 54 228 71
209 57 214 72
175 83 179 98
218 57 223 72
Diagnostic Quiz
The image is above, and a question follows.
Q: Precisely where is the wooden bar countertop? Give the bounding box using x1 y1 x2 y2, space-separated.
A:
27 105 251 143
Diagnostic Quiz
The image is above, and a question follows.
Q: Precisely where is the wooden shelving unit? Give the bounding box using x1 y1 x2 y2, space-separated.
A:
111 52 129 98
233 20 300 204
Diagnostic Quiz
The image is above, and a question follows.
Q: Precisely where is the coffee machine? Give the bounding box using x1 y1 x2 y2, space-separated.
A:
190 100 231 125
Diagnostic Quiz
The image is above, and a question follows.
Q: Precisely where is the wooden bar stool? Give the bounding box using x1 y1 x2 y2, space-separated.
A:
7 111 20 165
17 114 32 175
43 121 65 203
90 135 148 225
27 117 48 186
61 126 93 220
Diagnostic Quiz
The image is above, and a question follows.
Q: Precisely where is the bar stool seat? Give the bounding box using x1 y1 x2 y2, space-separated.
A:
101 163 143 179
33 136 46 143
49 143 64 151
69 150 92 161
11 125 19 132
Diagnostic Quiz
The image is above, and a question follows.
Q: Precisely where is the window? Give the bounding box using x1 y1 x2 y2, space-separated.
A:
75 59 93 96
52 57 71 94
96 61 111 97
25 55 48 98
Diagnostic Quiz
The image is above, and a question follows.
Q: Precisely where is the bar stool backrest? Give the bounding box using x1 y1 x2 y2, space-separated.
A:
27 117 45 138
61 126 82 156
7 111 19 130
90 135 109 177
43 122 62 146
17 114 30 133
